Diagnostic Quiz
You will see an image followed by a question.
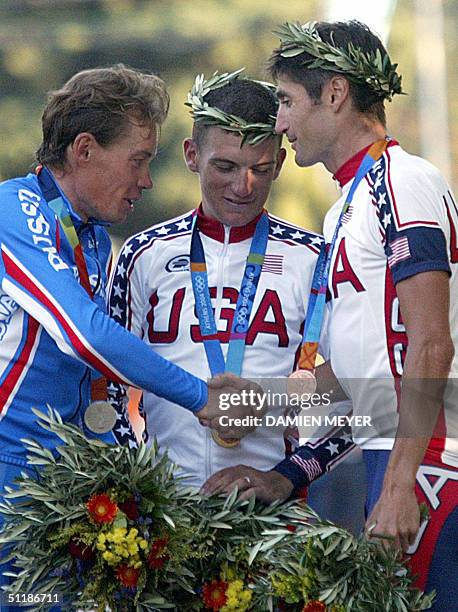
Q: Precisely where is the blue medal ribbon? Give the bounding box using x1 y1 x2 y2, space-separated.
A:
190 211 270 376
297 139 389 370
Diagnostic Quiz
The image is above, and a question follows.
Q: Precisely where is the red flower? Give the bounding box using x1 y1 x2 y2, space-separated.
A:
68 538 95 561
286 524 297 532
86 493 118 524
119 497 139 521
302 601 327 612
202 579 228 610
147 536 170 569
116 565 141 588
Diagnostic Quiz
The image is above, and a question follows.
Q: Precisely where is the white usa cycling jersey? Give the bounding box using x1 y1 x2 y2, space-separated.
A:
108 207 324 487
325 141 458 466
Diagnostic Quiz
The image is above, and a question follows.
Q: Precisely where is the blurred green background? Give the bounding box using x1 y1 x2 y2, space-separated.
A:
0 0 456 247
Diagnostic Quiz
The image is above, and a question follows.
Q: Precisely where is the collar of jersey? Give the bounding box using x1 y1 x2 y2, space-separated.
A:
333 138 399 187
196 204 265 243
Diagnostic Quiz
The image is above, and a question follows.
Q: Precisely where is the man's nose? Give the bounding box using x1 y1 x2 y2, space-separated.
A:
275 109 288 135
231 170 253 198
139 167 153 190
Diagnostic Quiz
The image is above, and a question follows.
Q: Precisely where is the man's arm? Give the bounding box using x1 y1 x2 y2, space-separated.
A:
0 187 245 416
201 420 356 500
367 270 454 550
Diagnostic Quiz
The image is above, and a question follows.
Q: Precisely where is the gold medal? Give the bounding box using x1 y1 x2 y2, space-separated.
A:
84 401 117 434
211 430 240 448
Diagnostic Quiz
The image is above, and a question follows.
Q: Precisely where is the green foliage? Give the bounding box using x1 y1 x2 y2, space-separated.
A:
0 408 434 611
186 68 277 145
275 21 404 101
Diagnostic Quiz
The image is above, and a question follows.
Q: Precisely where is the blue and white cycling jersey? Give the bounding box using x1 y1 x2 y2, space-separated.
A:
0 170 207 468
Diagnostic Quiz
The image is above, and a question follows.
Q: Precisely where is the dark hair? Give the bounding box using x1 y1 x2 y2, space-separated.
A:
36 64 170 169
192 78 280 148
269 20 387 126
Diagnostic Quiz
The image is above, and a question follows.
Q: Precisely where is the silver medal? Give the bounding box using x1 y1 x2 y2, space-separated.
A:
84 401 117 434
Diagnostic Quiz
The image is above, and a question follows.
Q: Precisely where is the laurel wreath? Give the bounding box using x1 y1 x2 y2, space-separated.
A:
274 21 404 102
185 68 278 145
0 407 434 611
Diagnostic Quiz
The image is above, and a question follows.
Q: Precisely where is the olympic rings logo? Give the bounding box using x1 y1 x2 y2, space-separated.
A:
194 276 206 292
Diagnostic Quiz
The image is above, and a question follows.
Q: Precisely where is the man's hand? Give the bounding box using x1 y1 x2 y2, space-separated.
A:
195 373 266 440
200 464 294 502
365 484 420 552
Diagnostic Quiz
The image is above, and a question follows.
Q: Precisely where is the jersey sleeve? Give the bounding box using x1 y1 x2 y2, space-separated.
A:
376 156 451 284
0 182 207 413
272 404 356 495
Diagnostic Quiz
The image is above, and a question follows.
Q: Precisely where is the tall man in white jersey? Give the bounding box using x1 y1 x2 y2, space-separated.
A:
108 72 326 487
202 21 458 608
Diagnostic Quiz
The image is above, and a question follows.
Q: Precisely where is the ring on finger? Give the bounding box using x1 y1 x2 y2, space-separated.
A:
367 521 377 536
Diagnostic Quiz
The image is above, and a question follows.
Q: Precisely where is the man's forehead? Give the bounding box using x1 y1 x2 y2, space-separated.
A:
275 78 301 97
207 144 277 165
203 127 277 159
124 121 158 152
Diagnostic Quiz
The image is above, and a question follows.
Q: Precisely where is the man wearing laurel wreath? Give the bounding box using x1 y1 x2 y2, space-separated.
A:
202 20 458 609
107 72 328 488
0 65 262 606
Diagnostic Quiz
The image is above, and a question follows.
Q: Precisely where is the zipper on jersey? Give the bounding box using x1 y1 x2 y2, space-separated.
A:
213 226 230 323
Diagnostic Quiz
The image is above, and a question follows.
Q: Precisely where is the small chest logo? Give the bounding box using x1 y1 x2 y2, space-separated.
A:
165 255 190 273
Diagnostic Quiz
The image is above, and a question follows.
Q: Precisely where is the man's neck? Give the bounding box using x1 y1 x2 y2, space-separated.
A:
322 119 387 176
48 166 88 222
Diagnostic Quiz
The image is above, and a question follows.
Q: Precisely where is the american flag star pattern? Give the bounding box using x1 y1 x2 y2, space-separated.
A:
109 212 194 328
268 214 324 255
367 154 392 243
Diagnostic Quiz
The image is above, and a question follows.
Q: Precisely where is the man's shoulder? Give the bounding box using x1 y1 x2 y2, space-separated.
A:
267 213 324 255
385 145 447 190
117 210 194 266
0 173 42 200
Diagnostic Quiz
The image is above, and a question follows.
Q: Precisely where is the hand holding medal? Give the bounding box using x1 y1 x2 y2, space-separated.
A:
197 373 267 448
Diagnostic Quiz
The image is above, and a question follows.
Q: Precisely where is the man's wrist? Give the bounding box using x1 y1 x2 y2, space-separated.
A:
272 455 311 496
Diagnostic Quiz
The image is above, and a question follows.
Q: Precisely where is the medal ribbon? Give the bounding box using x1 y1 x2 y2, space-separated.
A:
190 211 270 376
37 166 93 298
297 139 389 371
37 166 107 401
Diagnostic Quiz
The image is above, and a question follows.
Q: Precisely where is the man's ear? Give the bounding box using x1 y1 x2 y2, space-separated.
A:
71 132 97 164
273 147 287 180
324 76 350 112
183 138 199 173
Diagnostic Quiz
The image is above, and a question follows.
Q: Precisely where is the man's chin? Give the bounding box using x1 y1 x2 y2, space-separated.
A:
294 151 308 167
219 205 262 227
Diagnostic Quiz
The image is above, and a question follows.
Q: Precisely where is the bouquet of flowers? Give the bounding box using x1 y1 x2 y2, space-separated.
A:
0 408 434 611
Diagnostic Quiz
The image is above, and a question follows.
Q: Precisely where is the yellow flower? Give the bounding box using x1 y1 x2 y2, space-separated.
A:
139 539 148 550
220 580 252 612
102 551 116 563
